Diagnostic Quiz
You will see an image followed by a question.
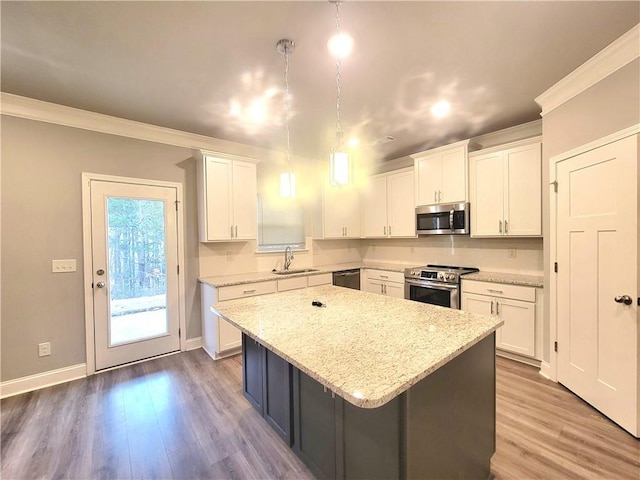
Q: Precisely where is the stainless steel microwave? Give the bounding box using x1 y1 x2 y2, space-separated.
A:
416 202 470 235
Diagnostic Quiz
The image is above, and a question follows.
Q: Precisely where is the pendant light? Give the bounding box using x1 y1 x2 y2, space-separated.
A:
329 0 352 186
277 38 296 198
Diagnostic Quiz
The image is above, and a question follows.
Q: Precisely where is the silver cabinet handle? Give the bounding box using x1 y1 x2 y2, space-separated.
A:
380 274 389 279
490 300 494 315
384 226 387 235
96 281 106 288
434 190 438 204
498 220 503 234
614 295 633 305
487 289 503 294
235 225 238 238
388 225 391 236
496 301 500 314
231 225 234 238
438 190 442 203
242 289 257 295
504 220 508 234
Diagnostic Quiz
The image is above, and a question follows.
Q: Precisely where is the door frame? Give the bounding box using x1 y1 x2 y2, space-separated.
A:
547 123 639 382
81 172 187 375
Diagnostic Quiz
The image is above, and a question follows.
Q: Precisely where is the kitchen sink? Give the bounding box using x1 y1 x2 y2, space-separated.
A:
273 268 319 275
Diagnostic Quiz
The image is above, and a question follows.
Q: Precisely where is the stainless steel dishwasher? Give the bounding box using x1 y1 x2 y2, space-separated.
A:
332 269 361 290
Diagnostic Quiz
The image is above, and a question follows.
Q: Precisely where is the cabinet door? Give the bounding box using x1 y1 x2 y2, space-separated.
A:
461 292 494 316
264 349 293 445
387 170 415 237
232 160 257 240
415 154 441 205
242 334 264 413
324 184 361 238
440 147 467 203
366 279 385 295
323 184 348 238
218 318 242 352
385 281 405 299
362 176 388 237
204 157 233 240
293 369 339 480
470 153 505 237
505 144 541 236
496 298 535 357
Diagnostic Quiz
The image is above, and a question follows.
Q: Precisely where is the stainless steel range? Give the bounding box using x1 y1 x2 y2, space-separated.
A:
404 264 479 309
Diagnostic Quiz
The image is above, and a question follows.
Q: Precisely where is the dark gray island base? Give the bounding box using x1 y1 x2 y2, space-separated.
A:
242 333 496 480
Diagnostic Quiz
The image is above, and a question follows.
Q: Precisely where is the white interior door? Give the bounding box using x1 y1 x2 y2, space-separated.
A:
90 180 180 370
556 134 638 436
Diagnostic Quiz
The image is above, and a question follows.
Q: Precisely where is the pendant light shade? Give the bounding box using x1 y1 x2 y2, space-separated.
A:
280 171 296 197
330 150 349 186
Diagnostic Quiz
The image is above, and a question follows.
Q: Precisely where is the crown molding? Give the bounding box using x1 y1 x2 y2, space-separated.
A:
535 24 639 116
0 92 276 159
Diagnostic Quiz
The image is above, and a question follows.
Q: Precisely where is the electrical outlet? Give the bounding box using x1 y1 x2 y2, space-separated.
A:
52 259 76 273
508 249 517 259
38 342 51 357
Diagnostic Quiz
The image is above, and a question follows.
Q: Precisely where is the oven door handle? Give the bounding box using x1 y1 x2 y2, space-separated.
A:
404 279 459 291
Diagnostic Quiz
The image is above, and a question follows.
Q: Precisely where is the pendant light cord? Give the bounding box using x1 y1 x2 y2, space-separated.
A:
335 0 343 145
284 46 291 164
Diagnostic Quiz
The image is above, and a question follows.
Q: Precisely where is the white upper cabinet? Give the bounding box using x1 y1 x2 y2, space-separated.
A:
322 182 361 239
362 168 415 238
469 137 542 237
412 139 470 206
197 152 258 242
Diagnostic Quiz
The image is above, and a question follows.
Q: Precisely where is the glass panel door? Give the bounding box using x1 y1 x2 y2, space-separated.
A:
107 197 168 346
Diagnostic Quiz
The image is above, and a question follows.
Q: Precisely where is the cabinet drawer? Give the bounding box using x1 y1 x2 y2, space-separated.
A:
461 280 535 303
308 273 332 287
365 269 404 284
278 276 308 292
219 280 277 301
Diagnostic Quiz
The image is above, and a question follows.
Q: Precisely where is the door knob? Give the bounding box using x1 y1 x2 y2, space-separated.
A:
96 269 105 276
614 295 632 305
96 281 106 289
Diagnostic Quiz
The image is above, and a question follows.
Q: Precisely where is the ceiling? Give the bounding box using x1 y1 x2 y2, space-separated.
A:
2 1 639 163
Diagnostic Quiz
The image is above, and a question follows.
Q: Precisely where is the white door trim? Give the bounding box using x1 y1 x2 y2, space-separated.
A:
81 172 187 375
547 123 640 382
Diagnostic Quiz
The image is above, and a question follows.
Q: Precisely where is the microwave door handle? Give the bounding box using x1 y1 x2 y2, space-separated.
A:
449 209 454 232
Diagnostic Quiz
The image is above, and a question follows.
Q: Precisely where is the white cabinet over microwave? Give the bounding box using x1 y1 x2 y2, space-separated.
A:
411 139 470 206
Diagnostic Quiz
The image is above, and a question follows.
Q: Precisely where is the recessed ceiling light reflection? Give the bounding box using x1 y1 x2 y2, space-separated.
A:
348 137 359 148
431 100 451 118
328 33 354 58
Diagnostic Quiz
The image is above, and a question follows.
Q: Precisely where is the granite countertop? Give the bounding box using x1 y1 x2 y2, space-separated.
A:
199 261 411 288
463 271 544 288
211 285 502 409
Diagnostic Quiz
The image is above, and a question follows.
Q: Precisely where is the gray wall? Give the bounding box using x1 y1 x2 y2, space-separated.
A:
1 116 201 381
541 58 640 362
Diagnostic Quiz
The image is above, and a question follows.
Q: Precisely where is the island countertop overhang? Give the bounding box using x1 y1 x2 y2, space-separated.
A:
211 285 502 408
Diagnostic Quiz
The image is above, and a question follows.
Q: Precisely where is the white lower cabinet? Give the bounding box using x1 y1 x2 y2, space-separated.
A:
461 280 541 360
364 269 405 299
202 273 333 359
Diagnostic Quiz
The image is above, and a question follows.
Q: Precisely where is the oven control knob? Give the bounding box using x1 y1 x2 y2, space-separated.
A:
446 273 456 281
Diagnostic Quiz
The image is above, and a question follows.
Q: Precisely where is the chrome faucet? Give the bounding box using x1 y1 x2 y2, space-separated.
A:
284 246 294 271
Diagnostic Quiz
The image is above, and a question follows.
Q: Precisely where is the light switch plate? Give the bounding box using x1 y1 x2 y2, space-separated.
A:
52 259 76 273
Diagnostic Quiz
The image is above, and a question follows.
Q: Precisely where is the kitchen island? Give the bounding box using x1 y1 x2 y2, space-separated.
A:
212 284 502 479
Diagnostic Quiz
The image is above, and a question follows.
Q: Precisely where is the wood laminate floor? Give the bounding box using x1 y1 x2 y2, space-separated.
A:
1 350 638 479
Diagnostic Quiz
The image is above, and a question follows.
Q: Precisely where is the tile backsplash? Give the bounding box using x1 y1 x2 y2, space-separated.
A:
198 235 542 278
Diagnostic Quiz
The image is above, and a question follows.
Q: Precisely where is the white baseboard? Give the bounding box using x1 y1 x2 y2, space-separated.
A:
1 363 87 399
539 361 556 382
186 336 203 351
